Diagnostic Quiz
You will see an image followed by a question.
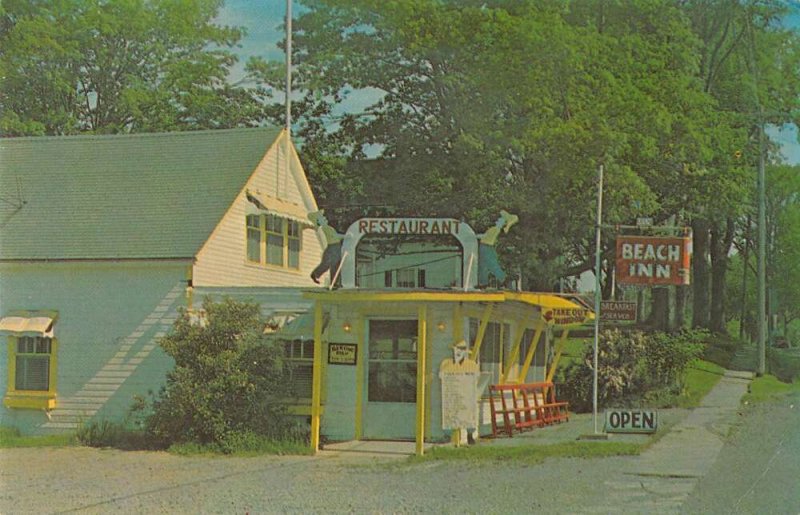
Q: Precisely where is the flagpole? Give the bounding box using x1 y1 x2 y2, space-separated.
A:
283 0 292 198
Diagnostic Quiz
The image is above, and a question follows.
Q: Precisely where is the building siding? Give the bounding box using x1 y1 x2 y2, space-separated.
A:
0 261 186 433
193 134 324 287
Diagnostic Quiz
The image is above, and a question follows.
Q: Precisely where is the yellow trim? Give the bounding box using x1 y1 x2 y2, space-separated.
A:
3 392 56 410
546 329 571 383
310 301 323 453
6 338 15 394
500 319 526 384
4 336 58 410
354 315 365 440
305 290 506 303
415 304 428 456
425 307 434 441
518 323 545 383
505 292 587 311
469 304 495 361
453 303 463 342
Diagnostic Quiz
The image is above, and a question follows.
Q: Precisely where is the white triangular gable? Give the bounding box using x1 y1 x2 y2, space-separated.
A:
193 131 325 287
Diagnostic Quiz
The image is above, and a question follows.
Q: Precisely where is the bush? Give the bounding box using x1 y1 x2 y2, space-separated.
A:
560 328 706 412
76 420 122 447
143 297 298 451
644 329 707 388
76 418 152 450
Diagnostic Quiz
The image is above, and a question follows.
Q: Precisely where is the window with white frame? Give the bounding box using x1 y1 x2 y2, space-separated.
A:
472 320 507 386
246 214 302 269
283 339 314 398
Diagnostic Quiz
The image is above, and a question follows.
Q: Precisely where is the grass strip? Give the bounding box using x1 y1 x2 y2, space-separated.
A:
0 426 76 448
169 439 314 457
409 440 642 465
744 374 800 403
678 359 726 408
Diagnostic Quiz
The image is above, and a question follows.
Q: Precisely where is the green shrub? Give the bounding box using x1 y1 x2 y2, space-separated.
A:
560 328 706 412
644 329 707 388
143 297 298 452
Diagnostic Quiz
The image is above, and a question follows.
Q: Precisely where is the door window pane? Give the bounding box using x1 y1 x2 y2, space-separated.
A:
368 320 418 403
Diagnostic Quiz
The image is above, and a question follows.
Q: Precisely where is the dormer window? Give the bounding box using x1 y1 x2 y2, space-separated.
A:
247 213 302 269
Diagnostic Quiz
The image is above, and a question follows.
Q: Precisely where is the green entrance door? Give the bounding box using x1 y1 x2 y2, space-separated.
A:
363 319 418 440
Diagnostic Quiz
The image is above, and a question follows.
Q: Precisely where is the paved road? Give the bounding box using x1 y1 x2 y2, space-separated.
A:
683 390 800 514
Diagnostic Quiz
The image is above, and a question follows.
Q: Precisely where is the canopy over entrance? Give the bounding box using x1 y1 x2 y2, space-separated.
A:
302 289 591 455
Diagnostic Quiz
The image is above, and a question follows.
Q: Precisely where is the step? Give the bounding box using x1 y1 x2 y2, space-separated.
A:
81 384 119 393
50 409 98 417
47 415 83 423
87 376 126 385
94 370 132 378
41 422 78 429
102 364 138 372
63 396 110 404
55 402 104 411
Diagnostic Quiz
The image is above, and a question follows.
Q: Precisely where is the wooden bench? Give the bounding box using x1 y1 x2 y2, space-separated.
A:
488 382 569 437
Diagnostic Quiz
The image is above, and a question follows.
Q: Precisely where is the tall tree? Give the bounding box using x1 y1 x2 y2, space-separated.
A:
684 0 800 332
0 0 262 135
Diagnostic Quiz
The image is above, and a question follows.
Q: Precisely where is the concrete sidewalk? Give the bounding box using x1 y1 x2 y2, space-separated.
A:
318 369 752 513
586 369 753 514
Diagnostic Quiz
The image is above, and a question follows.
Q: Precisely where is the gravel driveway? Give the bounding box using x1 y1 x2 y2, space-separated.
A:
3 390 797 514
2 443 632 514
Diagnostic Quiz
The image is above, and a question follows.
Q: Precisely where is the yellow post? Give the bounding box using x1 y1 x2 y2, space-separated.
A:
310 301 323 453
453 303 463 342
500 319 525 384
468 304 495 361
545 329 571 383
518 323 545 383
450 302 464 446
354 315 365 440
415 304 428 456
6 338 15 395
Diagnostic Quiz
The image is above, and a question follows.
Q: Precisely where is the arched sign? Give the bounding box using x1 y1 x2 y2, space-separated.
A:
340 218 479 289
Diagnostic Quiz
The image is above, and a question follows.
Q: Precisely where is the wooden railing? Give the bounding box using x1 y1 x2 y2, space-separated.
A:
488 382 569 438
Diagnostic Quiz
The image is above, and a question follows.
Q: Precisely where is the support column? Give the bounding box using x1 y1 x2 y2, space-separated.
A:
519 323 546 383
415 304 428 456
310 301 323 453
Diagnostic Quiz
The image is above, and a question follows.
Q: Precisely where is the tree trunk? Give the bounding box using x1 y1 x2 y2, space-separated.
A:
637 288 646 324
692 219 711 328
651 287 671 332
709 217 736 334
739 217 751 340
675 285 688 330
601 260 615 300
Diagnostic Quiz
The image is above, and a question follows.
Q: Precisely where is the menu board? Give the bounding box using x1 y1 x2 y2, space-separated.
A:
439 359 480 430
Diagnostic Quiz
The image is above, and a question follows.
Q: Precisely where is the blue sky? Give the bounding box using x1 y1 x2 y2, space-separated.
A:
219 0 800 164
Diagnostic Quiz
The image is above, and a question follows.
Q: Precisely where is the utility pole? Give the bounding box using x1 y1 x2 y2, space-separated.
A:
757 117 766 376
746 15 766 376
